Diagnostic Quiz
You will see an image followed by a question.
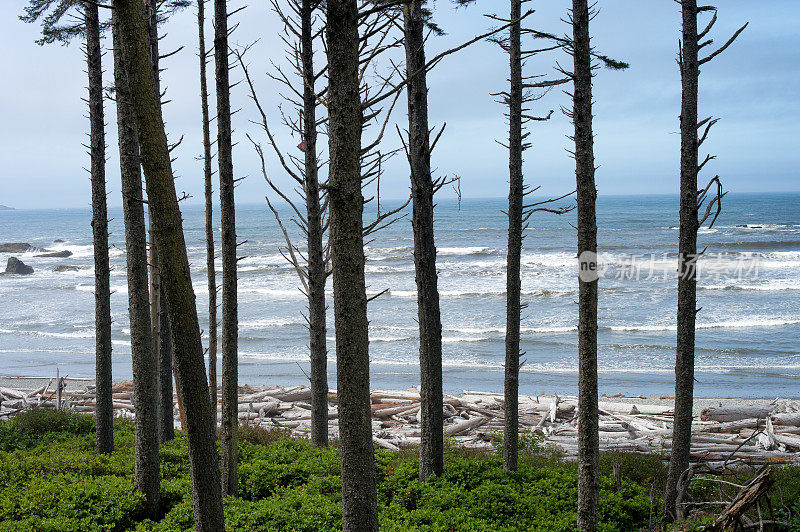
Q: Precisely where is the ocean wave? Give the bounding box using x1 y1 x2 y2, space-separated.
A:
365 264 415 274
0 327 95 339
369 335 417 343
74 283 129 295
237 253 291 266
438 246 497 256
365 245 499 261
239 318 304 329
388 288 575 299
699 280 800 291
607 318 800 332
716 240 800 250
238 264 296 273
240 287 305 298
716 223 799 230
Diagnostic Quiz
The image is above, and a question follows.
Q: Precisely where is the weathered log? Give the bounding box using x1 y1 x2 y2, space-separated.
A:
445 416 488 436
598 401 672 416
237 401 279 414
705 467 772 532
704 418 761 433
0 388 24 399
771 432 800 450
373 403 420 418
372 436 399 451
771 413 800 427
701 405 774 422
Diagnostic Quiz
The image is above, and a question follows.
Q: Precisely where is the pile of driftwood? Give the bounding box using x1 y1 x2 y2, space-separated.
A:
2 381 799 464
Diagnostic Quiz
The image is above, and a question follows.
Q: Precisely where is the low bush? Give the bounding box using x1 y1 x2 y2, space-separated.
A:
5 409 795 531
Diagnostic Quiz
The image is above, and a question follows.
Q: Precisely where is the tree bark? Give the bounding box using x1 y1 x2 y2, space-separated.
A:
300 0 329 448
85 0 114 457
158 294 174 442
198 0 218 415
326 0 379 529
146 0 175 444
112 11 160 514
403 0 444 482
114 1 224 529
572 1 599 530
215 0 239 496
502 0 523 473
664 0 700 520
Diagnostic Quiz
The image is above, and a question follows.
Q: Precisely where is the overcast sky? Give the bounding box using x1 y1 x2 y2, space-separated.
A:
1 1 798 209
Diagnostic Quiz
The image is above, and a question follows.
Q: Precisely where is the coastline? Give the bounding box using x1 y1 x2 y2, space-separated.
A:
3 376 798 465
0 375 784 415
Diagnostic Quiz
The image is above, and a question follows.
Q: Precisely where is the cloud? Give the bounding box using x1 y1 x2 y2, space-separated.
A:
2 0 797 209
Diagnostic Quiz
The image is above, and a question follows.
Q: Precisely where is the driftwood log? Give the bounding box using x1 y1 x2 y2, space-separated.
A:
704 467 773 532
1 381 799 466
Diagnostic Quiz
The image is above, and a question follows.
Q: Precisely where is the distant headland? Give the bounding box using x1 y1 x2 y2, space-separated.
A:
0 205 14 211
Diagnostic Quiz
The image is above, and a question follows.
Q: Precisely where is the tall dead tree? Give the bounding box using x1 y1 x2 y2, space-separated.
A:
215 0 239 496
239 0 409 449
482 0 571 471
393 0 530 481
571 2 599 528
114 0 224 529
402 0 445 482
143 0 178 445
253 0 330 447
502 0 525 475
238 0 331 446
111 10 161 515
197 0 218 411
20 0 114 457
563 3 626 529
298 0 329 449
85 0 114 458
327 0 379 528
663 2 744 521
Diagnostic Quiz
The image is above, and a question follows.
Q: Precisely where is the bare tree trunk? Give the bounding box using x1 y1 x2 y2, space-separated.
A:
158 295 174 441
112 11 160 514
85 0 114 457
403 0 444 482
215 0 239 496
114 1 224 529
300 0 329 448
327 0 379 529
502 0 523 473
144 0 176 444
198 0 218 414
665 0 699 519
572 1 599 530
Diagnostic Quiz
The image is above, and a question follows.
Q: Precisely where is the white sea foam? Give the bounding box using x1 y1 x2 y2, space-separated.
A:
608 318 800 332
240 287 305 298
0 328 94 339
239 318 304 329
699 280 800 291
438 246 496 256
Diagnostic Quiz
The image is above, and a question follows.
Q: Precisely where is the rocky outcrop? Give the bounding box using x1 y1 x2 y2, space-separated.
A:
4 257 34 275
0 243 40 253
35 250 73 258
54 265 82 272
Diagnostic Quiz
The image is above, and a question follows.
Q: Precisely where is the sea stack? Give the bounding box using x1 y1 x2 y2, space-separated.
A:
5 257 34 275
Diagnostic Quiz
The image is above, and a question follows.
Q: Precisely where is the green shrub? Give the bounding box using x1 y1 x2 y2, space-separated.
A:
0 473 143 531
0 409 95 451
0 414 706 532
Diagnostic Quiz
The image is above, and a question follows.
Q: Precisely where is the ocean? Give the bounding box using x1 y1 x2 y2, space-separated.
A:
1 193 798 399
